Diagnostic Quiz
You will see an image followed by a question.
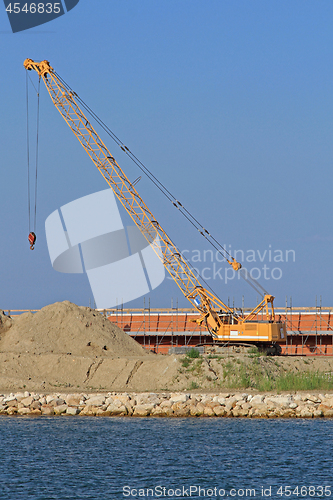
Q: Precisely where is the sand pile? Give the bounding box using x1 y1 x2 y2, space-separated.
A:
0 301 147 358
0 310 12 334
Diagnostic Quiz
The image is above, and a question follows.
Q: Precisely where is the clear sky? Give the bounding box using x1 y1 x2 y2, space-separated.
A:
1 0 333 311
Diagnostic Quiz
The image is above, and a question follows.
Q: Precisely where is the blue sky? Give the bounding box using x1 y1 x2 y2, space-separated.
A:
1 0 332 310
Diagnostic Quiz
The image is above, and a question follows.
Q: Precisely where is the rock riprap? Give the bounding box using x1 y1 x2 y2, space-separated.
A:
1 392 333 417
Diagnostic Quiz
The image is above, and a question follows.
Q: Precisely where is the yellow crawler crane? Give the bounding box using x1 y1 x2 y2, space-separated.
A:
24 58 286 355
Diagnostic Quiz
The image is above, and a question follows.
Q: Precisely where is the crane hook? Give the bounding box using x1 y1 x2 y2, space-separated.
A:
28 232 36 250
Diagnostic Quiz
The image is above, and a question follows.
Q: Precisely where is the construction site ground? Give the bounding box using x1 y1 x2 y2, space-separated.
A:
0 301 333 394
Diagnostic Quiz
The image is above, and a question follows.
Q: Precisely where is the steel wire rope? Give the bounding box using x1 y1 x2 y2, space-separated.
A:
53 72 266 298
26 72 31 232
54 75 227 239
239 268 267 295
34 77 41 232
26 72 41 235
27 72 39 93
52 76 237 307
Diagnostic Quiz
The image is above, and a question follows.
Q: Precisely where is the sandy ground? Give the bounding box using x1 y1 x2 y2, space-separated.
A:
1 301 333 394
0 301 179 393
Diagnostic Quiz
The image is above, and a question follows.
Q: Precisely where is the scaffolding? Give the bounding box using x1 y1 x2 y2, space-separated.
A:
5 298 333 355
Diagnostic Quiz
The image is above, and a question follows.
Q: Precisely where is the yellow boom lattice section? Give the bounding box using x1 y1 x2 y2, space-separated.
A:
23 59 232 314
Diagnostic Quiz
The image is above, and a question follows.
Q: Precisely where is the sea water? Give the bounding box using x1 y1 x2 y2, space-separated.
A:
0 417 331 499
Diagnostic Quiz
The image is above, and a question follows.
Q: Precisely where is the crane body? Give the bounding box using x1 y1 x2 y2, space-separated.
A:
24 58 286 354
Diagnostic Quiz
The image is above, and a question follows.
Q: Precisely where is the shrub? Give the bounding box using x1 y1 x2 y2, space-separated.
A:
187 348 201 359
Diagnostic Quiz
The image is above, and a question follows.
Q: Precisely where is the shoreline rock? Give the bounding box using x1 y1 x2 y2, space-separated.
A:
0 391 333 417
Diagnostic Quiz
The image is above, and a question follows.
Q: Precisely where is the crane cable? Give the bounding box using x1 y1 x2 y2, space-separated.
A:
54 72 267 297
26 72 41 250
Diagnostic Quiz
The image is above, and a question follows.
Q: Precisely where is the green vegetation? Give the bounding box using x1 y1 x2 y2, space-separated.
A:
181 348 202 368
273 372 333 392
179 351 333 392
181 358 191 368
221 357 333 392
186 348 201 359
247 346 261 355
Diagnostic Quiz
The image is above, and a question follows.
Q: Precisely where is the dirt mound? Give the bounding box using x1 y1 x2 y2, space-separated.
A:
0 301 147 358
0 311 12 334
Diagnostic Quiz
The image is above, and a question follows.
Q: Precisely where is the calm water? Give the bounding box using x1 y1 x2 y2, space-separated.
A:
0 417 332 499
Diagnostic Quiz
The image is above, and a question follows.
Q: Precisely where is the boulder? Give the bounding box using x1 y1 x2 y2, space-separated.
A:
265 395 293 407
232 408 249 417
133 404 153 417
320 398 333 408
106 403 127 416
6 407 17 415
14 393 26 402
41 405 54 415
213 406 226 417
55 398 66 406
80 405 97 416
304 394 321 404
201 396 213 405
318 404 333 417
250 405 268 418
6 400 18 408
189 405 202 416
18 407 32 415
161 407 174 417
297 407 313 418
135 393 161 406
53 404 68 415
66 407 80 415
30 409 42 416
31 401 42 410
83 395 105 407
65 394 82 407
169 393 189 404
225 399 237 411
203 406 215 417
21 396 34 407
249 395 264 405
173 407 191 417
114 394 131 405
277 408 296 418
192 403 205 416
150 406 169 417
